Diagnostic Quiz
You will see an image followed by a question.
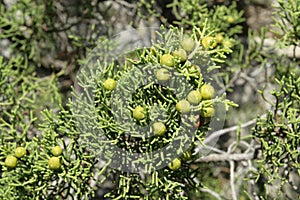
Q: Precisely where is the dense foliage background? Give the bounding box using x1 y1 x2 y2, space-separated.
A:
0 0 299 199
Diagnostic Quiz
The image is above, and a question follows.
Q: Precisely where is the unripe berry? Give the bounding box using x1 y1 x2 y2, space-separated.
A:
104 78 117 91
5 155 17 168
15 147 26 158
200 84 215 99
187 90 202 105
181 38 195 52
48 157 61 170
51 146 63 156
133 106 146 120
160 54 174 67
173 48 187 62
156 68 170 81
200 107 215 118
168 158 181 170
202 36 217 49
153 122 167 136
176 100 191 113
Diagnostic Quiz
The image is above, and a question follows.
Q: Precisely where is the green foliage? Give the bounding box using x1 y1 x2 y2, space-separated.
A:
137 1 245 64
137 0 160 19
170 1 245 36
0 0 299 199
244 0 300 198
72 26 237 199
0 55 61 132
0 56 63 199
272 0 300 47
0 0 54 62
252 74 300 196
0 108 96 199
0 0 105 76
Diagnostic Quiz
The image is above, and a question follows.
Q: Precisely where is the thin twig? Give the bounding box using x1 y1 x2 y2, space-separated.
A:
115 0 137 8
203 114 266 145
230 160 237 200
200 188 223 200
201 145 226 154
196 152 254 162
219 70 241 94
254 37 300 58
193 176 223 200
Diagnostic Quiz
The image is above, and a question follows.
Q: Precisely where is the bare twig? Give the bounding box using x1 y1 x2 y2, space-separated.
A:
230 160 237 200
196 152 254 162
220 70 241 94
193 177 223 200
200 188 223 200
203 114 266 146
240 72 259 91
254 37 300 58
197 139 257 199
114 0 137 8
201 145 226 154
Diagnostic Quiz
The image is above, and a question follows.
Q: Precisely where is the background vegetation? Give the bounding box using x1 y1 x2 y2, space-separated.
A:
0 0 299 199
